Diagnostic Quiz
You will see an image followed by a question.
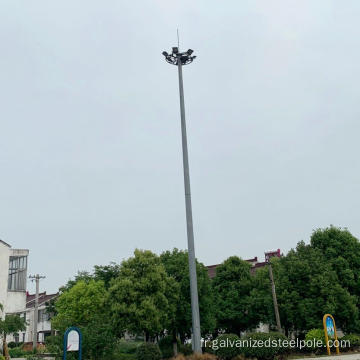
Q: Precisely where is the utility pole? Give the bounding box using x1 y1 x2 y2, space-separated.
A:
29 274 45 350
162 47 202 353
267 262 282 332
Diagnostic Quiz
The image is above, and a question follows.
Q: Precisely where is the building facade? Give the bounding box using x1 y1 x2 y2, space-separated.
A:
0 239 57 345
25 292 58 343
0 240 29 317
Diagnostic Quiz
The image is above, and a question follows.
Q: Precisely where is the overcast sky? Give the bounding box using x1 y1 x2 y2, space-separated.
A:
1 0 360 294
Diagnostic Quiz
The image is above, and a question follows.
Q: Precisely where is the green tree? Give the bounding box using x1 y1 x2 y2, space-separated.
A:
60 263 122 293
249 266 275 328
60 271 93 292
274 241 359 334
51 280 115 360
108 249 178 341
0 313 26 360
310 226 360 301
52 280 107 330
160 248 216 344
93 262 121 289
212 256 257 334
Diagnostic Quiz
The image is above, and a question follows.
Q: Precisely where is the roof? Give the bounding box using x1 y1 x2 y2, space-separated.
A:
26 292 58 309
207 250 281 278
0 239 11 248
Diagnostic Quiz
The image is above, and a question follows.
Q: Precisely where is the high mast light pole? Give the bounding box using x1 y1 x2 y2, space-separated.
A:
162 47 201 353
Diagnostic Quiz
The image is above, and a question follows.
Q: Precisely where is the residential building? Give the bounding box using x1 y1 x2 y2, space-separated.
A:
0 239 57 345
25 292 58 343
0 239 29 317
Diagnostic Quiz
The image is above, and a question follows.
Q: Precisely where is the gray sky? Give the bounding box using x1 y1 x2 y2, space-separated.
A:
1 0 360 294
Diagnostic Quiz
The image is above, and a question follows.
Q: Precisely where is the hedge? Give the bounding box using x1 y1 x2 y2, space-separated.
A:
241 332 289 360
136 343 162 360
213 334 241 360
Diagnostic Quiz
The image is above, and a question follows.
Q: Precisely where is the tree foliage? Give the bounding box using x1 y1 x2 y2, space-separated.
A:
274 241 359 333
49 226 360 353
212 256 257 334
52 279 108 331
51 280 115 360
0 313 26 360
160 248 215 341
249 266 275 327
310 226 360 302
108 249 178 340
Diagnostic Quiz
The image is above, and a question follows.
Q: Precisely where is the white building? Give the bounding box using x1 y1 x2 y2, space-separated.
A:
25 292 58 343
0 239 29 317
0 239 57 345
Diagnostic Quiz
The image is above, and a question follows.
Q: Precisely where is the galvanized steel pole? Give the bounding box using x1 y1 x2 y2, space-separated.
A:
177 59 202 353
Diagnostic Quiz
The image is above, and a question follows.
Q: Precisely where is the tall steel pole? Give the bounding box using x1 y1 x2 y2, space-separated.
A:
162 47 201 353
177 58 202 354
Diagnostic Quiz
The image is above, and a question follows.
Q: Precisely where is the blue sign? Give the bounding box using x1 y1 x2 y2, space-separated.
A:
63 327 82 360
326 316 335 338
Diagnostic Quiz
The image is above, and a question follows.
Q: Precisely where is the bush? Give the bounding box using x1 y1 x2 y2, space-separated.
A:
7 341 18 349
341 334 360 351
179 343 193 356
241 332 289 360
0 355 5 360
158 336 181 358
213 334 241 360
9 347 29 358
203 340 215 354
114 354 137 360
136 342 162 360
305 329 325 352
117 340 141 354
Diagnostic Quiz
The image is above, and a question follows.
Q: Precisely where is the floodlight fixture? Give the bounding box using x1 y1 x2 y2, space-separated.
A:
162 47 196 66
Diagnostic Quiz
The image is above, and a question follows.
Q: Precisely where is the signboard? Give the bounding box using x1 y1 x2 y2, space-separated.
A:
67 330 80 351
323 314 339 356
326 316 335 338
63 327 82 360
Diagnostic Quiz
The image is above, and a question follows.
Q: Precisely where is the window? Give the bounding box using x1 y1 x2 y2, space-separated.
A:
8 256 27 291
38 309 50 322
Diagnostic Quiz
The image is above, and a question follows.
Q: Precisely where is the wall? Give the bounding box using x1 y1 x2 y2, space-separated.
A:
0 241 10 318
5 249 29 314
25 304 52 343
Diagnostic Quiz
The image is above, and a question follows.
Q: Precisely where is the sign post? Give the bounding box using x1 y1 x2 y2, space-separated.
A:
63 327 82 360
323 314 340 355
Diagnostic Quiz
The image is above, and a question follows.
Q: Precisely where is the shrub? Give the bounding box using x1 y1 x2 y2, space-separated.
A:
9 347 29 358
115 354 137 360
7 341 18 349
136 342 162 360
117 340 141 354
158 336 181 359
341 334 360 351
203 340 215 354
0 355 5 360
304 329 325 352
241 332 289 360
179 344 193 356
213 334 241 360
